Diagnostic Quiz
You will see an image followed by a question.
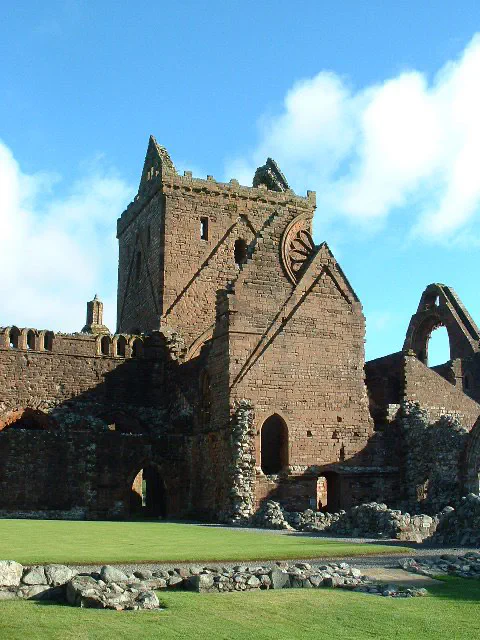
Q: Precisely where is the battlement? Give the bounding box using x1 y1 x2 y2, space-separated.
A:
117 136 316 237
0 326 146 359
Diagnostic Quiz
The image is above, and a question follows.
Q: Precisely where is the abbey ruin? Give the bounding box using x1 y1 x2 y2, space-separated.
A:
0 136 479 523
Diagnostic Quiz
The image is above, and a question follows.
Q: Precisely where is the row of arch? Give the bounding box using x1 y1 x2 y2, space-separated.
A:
1 327 146 359
1 327 54 352
97 334 145 358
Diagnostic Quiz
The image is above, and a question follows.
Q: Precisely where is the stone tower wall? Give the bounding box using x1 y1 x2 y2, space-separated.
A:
116 192 166 334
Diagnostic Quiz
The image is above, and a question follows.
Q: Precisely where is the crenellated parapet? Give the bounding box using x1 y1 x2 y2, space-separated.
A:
117 135 316 237
0 325 148 360
0 327 54 352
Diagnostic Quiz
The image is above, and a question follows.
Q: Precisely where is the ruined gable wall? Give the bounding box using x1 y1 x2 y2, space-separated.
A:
208 210 373 511
231 220 372 463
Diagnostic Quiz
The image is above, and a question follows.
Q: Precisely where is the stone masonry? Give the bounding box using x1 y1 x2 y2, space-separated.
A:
0 136 479 521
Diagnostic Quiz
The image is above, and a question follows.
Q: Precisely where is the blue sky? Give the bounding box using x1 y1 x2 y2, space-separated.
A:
1 1 480 363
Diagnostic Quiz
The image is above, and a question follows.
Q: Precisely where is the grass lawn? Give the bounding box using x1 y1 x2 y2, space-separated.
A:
0 577 478 640
0 519 410 565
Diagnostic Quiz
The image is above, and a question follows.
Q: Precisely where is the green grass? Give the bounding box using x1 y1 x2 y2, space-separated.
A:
0 577 478 640
0 519 410 564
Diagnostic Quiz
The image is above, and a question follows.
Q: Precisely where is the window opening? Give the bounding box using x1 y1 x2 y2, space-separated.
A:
43 332 53 351
200 217 209 240
101 335 110 356
234 238 247 266
9 327 20 349
428 326 450 367
116 336 126 357
132 338 143 357
27 330 35 350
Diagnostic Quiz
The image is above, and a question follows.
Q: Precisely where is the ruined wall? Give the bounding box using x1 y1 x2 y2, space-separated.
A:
0 331 155 412
397 403 470 513
0 428 191 519
0 329 197 519
404 355 480 428
365 352 404 421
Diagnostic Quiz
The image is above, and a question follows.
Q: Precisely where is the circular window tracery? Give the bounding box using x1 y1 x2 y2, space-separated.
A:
280 214 315 283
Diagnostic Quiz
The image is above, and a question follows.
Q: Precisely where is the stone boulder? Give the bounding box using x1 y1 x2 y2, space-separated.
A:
187 573 215 593
22 565 47 585
66 575 161 610
0 560 23 587
251 501 293 530
268 567 290 589
99 565 129 584
45 564 77 586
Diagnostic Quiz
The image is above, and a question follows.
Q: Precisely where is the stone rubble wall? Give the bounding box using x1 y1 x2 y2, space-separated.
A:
399 402 470 513
252 495 480 547
252 500 438 542
0 560 429 605
399 552 480 579
429 494 480 547
222 400 256 524
0 508 87 520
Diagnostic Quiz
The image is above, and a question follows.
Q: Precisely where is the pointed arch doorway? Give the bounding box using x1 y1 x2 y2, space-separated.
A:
130 464 167 518
260 414 288 475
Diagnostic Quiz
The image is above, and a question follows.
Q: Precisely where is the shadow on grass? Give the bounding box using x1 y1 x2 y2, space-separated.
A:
30 599 70 608
426 576 480 603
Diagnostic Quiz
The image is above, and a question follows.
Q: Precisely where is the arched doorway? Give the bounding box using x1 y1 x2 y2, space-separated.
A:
130 465 167 518
260 414 288 475
316 472 341 512
0 408 52 432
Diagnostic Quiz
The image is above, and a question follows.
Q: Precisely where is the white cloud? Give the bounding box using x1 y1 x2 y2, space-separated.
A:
0 140 133 333
226 34 480 241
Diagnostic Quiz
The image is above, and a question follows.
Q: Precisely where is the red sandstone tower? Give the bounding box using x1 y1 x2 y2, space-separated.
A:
116 137 374 517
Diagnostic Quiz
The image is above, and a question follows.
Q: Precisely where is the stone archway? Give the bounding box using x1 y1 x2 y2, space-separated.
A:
403 283 480 364
0 408 54 432
316 472 341 512
412 318 451 366
129 464 167 518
